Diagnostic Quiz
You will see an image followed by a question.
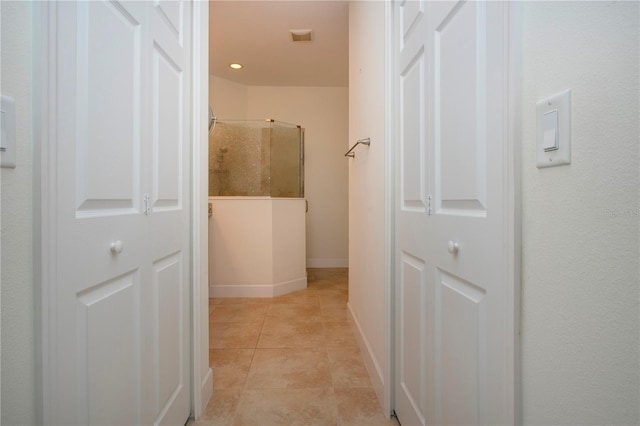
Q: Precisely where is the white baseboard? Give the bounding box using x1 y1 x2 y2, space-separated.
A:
273 276 308 296
347 302 385 410
199 367 213 419
306 258 349 268
209 276 307 298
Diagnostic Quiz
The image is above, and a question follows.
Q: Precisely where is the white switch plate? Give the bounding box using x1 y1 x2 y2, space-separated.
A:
536 89 571 168
1 95 17 169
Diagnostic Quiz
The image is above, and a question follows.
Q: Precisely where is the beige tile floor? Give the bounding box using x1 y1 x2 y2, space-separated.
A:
195 268 399 426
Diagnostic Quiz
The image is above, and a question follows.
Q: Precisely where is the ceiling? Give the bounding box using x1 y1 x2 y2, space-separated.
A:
209 1 349 87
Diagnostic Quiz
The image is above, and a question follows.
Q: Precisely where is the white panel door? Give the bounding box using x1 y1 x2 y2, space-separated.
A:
53 1 191 424
394 0 432 424
394 1 514 425
148 1 192 424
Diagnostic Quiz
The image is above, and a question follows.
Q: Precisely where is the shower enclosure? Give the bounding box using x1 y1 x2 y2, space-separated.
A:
208 119 307 298
209 119 304 198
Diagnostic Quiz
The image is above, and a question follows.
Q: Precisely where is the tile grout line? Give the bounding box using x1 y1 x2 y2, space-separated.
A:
232 297 273 424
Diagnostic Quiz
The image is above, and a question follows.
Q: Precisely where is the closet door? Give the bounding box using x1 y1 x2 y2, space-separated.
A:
393 0 431 424
52 1 191 424
393 1 515 425
147 1 192 424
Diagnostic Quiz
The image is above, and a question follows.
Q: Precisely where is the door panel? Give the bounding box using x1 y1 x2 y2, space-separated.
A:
53 1 192 424
155 0 183 39
401 0 422 40
152 45 183 210
435 1 487 215
152 0 186 214
394 1 431 425
394 1 512 425
396 252 427 425
400 52 427 211
439 269 486 425
75 0 142 216
77 271 140 426
149 2 191 424
153 253 186 424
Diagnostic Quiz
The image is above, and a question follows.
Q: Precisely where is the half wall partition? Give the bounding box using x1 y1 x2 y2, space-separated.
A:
208 119 307 298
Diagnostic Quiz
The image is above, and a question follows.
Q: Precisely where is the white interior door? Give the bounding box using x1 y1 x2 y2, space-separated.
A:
393 1 514 425
52 1 191 424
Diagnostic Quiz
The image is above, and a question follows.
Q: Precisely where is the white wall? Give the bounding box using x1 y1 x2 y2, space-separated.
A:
246 86 349 267
209 75 248 120
208 80 349 267
197 2 213 414
520 2 639 424
347 0 388 408
0 1 37 424
208 198 307 297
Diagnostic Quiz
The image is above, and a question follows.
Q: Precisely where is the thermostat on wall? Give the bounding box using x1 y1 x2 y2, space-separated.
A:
536 90 571 168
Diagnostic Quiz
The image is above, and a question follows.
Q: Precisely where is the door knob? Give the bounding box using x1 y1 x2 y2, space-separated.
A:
110 240 123 254
447 240 459 254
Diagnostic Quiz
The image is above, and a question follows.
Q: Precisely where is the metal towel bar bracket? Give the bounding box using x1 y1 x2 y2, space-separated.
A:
344 138 371 158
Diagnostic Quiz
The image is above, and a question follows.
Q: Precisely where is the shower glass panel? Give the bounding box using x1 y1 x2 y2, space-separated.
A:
208 119 304 197
270 121 304 198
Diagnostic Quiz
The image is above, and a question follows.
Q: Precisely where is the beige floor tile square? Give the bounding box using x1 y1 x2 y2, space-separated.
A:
210 322 263 349
313 287 346 297
326 346 372 388
307 277 339 288
321 305 350 322
210 349 255 389
335 388 397 426
266 303 322 322
245 348 332 389
323 321 358 347
271 289 319 305
257 319 326 348
197 388 243 426
233 388 338 426
210 304 269 323
318 292 349 307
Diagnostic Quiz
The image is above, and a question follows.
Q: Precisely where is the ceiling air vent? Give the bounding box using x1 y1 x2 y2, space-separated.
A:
290 29 312 42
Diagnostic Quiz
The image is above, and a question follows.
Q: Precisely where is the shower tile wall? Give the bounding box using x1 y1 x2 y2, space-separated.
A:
208 123 269 196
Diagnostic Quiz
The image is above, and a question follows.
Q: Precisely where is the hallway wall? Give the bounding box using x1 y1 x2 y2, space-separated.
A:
246 86 349 268
520 2 639 424
209 75 248 120
347 0 388 407
208 77 349 268
0 1 37 424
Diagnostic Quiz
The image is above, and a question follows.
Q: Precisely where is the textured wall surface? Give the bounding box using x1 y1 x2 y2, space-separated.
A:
520 2 640 424
0 1 37 424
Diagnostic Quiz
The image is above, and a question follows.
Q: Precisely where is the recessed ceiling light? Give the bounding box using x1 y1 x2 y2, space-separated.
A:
229 63 243 70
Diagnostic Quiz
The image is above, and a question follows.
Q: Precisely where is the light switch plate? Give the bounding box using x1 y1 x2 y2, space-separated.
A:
536 89 571 168
1 95 17 169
